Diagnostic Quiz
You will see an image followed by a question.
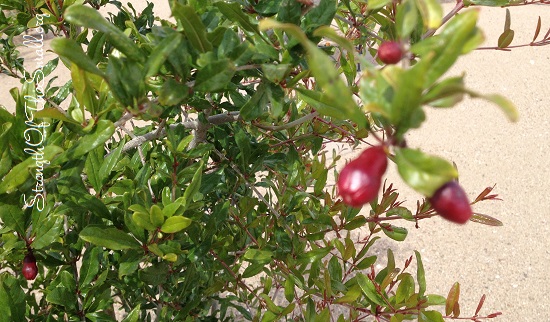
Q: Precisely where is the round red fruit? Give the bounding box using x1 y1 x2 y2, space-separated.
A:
22 253 38 280
337 146 388 207
378 41 403 65
429 181 473 224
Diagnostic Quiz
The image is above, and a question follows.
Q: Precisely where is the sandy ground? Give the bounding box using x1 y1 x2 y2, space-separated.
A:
1 2 549 321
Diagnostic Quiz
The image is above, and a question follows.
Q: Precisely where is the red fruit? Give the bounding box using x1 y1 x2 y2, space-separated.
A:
429 181 473 224
337 146 388 207
378 41 403 65
22 253 38 280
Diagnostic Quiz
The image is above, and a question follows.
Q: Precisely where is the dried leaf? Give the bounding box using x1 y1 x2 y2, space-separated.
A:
470 213 503 226
446 282 460 316
475 294 486 315
473 185 501 203
453 301 461 318
532 16 541 42
503 9 511 32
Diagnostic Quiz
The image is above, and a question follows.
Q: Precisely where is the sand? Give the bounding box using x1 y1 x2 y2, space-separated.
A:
1 2 549 321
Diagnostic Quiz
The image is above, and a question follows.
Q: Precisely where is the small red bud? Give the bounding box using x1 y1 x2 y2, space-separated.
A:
378 41 403 65
337 146 388 207
429 181 473 224
22 252 38 280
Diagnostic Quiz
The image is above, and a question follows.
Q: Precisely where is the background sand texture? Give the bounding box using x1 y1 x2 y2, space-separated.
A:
1 2 549 321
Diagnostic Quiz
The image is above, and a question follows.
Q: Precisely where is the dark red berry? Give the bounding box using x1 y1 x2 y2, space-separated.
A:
378 41 403 65
429 181 473 224
337 146 388 207
22 253 38 280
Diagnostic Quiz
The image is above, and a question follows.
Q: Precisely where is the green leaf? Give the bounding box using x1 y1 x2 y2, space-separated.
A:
215 2 261 36
395 148 458 196
64 5 144 62
381 224 408 241
415 250 426 297
419 310 445 322
172 4 213 53
0 204 25 235
284 278 295 302
415 0 443 29
243 248 274 264
80 225 141 250
396 0 419 38
85 147 103 192
160 216 192 233
335 285 362 303
145 32 183 77
79 246 100 287
50 38 105 77
159 79 189 106
475 93 518 122
132 212 157 231
193 59 236 92
463 0 521 6
368 0 393 10
32 215 63 250
422 76 465 108
100 142 123 186
356 274 386 306
395 273 415 303
183 160 203 203
0 145 64 194
121 304 141 322
150 205 165 227
52 120 115 165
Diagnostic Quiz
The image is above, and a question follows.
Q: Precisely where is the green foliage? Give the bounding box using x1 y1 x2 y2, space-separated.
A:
0 0 533 320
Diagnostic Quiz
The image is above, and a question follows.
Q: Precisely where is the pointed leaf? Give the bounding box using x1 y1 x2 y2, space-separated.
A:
470 213 503 226
415 250 426 297
497 29 514 48
446 282 460 316
172 4 213 53
532 17 541 42
395 148 458 196
356 274 386 306
80 225 141 250
64 5 144 62
50 38 105 77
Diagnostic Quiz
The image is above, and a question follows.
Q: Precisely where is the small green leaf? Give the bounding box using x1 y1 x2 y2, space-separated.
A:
32 215 63 250
79 246 100 287
145 32 183 77
415 250 426 297
381 224 408 241
415 0 442 29
121 304 141 322
356 274 386 306
0 204 25 235
172 4 213 53
395 148 458 197
395 273 415 303
368 0 393 10
498 29 514 48
52 120 115 166
64 5 144 62
193 59 236 92
150 205 164 227
133 212 157 231
160 216 192 233
419 310 445 322
284 278 295 302
80 225 141 250
396 0 419 38
335 284 362 303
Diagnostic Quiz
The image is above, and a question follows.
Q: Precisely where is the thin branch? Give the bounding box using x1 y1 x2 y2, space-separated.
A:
112 112 241 155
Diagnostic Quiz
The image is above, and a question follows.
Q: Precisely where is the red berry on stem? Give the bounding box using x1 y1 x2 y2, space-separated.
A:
429 181 473 224
378 41 403 65
22 252 38 280
337 146 388 207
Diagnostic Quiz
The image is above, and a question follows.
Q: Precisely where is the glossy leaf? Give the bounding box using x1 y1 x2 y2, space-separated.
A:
356 274 385 306
0 145 64 194
50 38 105 77
0 204 25 235
160 216 192 233
52 120 115 165
395 148 458 196
80 225 141 250
172 4 213 53
150 205 164 227
121 304 141 322
215 2 261 36
193 59 236 92
64 5 144 62
145 32 183 77
381 224 408 241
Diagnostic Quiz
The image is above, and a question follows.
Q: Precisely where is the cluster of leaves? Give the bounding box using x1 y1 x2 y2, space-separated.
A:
0 0 544 320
